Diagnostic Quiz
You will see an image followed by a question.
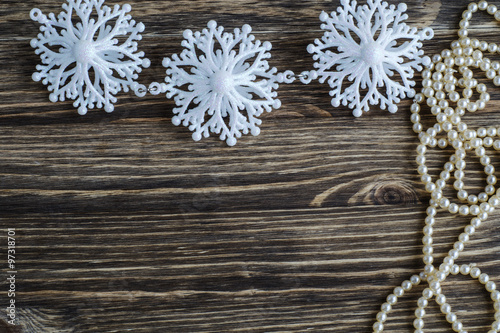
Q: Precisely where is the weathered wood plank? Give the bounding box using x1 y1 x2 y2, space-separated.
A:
2 0 500 331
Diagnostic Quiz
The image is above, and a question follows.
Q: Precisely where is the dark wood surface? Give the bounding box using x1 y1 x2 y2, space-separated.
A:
2 0 500 332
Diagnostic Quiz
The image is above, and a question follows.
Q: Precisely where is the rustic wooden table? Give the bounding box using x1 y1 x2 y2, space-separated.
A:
2 0 500 332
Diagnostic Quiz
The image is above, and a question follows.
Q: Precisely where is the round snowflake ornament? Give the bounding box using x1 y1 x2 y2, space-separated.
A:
30 0 150 115
155 21 294 146
303 0 434 117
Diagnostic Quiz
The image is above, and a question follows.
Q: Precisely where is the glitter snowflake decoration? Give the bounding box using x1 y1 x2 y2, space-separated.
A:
30 0 150 115
304 0 433 117
158 20 294 146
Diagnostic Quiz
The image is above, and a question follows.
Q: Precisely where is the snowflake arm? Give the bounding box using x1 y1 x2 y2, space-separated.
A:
303 0 433 117
159 21 293 146
30 0 150 115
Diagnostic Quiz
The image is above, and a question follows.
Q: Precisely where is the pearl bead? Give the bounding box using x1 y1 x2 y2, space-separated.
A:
376 311 387 322
486 185 495 195
415 307 425 318
453 241 464 251
481 202 492 212
414 318 424 329
452 321 463 331
373 322 383 332
487 4 498 14
386 294 397 305
480 273 490 284
423 255 433 264
459 233 469 242
393 286 404 297
435 62 446 72
471 267 481 278
423 87 434 97
456 160 466 170
436 271 446 281
441 303 452 314
453 169 467 180
423 288 433 299
478 100 487 110
467 102 478 112
460 265 471 275
455 56 465 66
487 69 496 79
461 37 471 47
481 60 491 71
465 225 475 235
479 0 488 11
481 154 492 164
444 257 455 266
432 54 442 63
480 41 489 51
435 90 446 100
476 146 486 156
449 249 459 259
449 91 460 102
386 9 500 329
488 43 499 53
446 313 457 323
489 196 500 207
470 205 480 217
381 302 391 312
402 280 412 291
417 297 427 308
494 140 500 150
458 190 468 200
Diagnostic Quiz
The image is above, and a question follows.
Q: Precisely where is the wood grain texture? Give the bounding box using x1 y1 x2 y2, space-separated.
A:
2 0 500 332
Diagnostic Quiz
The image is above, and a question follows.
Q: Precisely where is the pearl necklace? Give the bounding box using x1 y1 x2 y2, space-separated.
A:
373 1 500 332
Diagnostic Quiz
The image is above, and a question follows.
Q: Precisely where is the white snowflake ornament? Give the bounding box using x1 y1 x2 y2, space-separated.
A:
302 0 433 117
30 0 150 115
153 21 294 146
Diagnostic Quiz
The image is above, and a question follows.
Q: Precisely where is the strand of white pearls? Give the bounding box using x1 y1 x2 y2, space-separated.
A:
374 2 500 332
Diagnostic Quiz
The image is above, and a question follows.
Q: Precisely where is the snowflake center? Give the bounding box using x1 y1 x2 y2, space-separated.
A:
360 41 385 66
210 71 234 94
73 40 96 64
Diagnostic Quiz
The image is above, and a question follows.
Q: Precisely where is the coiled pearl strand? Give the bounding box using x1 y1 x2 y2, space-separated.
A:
374 2 500 332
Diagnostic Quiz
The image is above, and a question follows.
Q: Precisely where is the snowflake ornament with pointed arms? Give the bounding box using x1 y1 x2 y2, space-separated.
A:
30 0 150 115
155 20 294 146
303 0 434 117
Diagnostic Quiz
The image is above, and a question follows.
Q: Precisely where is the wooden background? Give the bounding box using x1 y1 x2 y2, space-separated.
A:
2 0 500 331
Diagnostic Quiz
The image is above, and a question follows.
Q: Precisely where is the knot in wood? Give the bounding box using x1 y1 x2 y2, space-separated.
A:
372 181 418 205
